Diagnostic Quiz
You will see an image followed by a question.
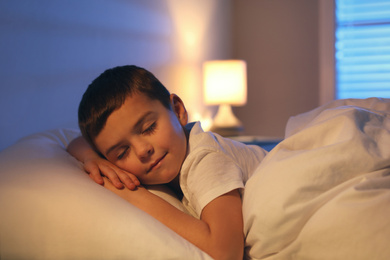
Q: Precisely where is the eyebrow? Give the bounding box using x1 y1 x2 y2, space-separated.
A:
104 111 155 157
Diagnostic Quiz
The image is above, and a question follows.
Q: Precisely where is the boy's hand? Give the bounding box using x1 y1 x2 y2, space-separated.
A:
67 136 139 190
83 157 140 190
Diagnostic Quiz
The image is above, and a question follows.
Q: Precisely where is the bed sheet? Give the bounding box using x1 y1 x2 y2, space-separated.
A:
243 98 390 259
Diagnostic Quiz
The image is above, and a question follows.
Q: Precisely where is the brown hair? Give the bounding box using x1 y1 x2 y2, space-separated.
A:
78 65 171 153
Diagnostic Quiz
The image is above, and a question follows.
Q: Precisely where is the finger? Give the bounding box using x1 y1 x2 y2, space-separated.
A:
129 174 141 186
118 173 137 190
101 176 116 192
116 170 141 190
100 166 124 189
88 173 104 186
84 164 104 185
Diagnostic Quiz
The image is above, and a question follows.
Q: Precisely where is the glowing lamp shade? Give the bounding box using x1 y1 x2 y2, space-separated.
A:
203 60 247 105
203 60 247 136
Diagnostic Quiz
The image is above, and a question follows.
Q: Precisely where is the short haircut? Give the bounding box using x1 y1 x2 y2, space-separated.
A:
78 65 171 152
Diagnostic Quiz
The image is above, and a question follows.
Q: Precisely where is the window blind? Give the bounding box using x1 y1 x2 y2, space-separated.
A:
335 0 390 99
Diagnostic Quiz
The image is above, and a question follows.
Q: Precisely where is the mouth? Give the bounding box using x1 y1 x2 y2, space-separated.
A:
147 153 167 173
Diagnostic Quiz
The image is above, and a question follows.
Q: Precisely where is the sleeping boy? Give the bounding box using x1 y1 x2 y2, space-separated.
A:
67 65 267 259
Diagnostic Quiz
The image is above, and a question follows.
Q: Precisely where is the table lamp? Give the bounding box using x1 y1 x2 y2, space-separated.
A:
203 60 247 136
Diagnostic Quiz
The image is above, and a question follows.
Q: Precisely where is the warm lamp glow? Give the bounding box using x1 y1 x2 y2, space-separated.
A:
203 60 247 136
203 60 247 105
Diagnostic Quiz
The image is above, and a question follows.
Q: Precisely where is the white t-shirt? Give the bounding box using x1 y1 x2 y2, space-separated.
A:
180 122 267 218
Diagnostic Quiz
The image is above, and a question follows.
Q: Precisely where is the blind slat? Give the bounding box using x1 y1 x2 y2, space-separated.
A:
337 64 390 73
339 82 390 90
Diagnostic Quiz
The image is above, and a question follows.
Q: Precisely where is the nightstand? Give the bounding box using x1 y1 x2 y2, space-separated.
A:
228 135 283 151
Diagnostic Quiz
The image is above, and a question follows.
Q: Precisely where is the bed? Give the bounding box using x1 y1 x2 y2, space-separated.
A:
1 97 389 259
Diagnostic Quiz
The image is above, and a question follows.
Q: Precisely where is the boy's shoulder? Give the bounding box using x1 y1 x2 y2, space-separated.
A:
186 121 222 153
186 121 255 155
185 121 267 165
184 122 197 133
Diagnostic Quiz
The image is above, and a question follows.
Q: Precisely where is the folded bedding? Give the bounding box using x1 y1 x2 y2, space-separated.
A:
1 98 389 259
243 97 390 259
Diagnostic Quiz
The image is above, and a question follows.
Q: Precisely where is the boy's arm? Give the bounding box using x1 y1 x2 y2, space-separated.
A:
104 181 244 260
67 136 140 190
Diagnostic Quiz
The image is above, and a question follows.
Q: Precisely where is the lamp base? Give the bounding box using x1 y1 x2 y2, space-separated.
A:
210 104 244 137
211 125 244 137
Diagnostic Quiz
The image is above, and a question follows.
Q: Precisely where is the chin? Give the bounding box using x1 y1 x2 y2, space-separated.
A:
144 170 179 186
143 178 172 186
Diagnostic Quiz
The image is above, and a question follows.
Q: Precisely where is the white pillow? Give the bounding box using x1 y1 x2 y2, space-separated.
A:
0 129 210 259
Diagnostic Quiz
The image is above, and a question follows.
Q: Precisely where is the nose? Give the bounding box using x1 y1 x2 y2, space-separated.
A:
133 138 153 162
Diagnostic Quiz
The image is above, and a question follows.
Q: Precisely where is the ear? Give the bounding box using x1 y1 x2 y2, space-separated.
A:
170 94 188 127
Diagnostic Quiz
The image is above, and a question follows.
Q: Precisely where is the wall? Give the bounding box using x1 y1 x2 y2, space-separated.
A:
0 0 324 150
232 0 320 137
0 0 232 150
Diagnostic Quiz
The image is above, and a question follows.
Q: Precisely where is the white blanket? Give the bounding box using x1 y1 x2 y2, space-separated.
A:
243 98 390 259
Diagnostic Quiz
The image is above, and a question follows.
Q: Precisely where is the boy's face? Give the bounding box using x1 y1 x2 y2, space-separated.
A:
94 93 188 185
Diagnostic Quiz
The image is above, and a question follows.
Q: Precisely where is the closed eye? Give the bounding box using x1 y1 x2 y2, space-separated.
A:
117 146 129 160
142 122 157 135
